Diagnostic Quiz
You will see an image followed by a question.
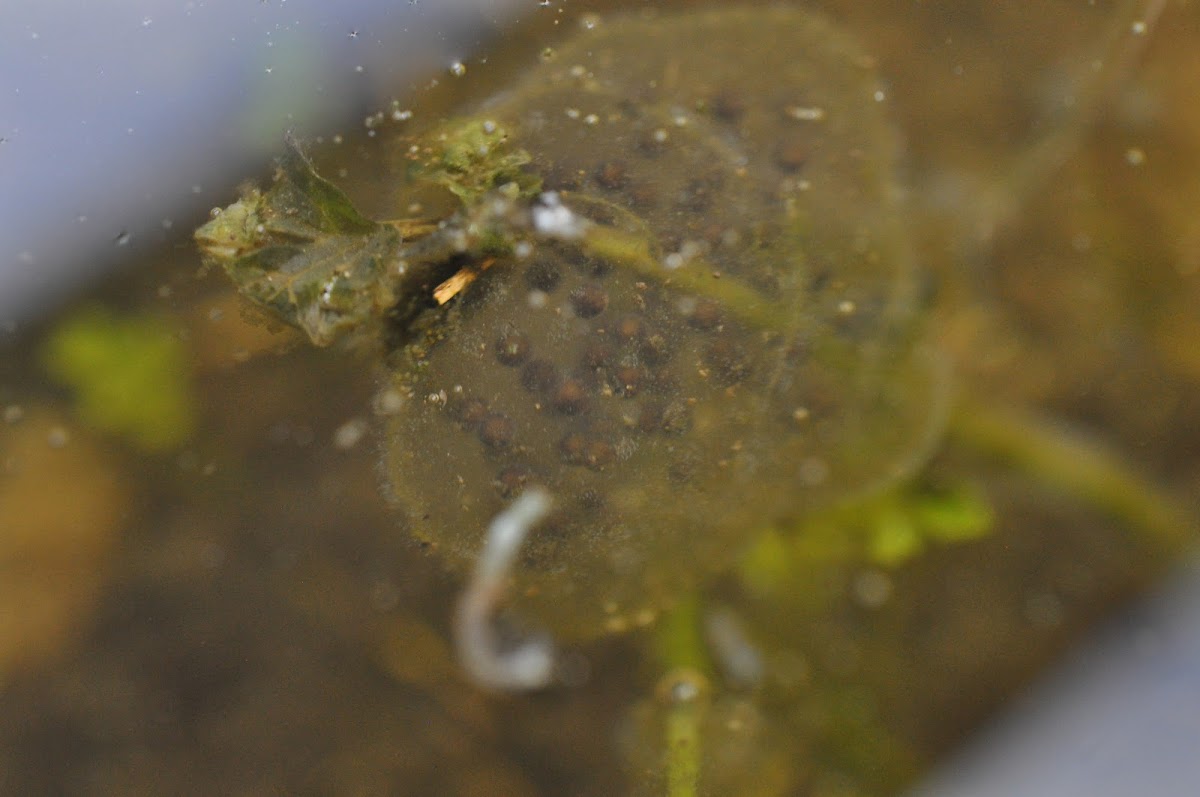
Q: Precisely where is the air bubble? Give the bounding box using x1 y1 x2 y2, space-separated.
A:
46 426 70 448
852 569 893 608
333 418 368 449
449 61 466 77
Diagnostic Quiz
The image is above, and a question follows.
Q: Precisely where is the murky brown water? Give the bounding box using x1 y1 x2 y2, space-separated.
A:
3 2 1199 795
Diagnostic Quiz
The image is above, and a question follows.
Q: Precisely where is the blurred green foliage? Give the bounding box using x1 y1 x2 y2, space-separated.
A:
739 481 995 594
41 305 195 452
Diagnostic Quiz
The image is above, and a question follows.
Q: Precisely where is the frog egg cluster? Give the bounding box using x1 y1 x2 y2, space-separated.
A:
382 7 938 638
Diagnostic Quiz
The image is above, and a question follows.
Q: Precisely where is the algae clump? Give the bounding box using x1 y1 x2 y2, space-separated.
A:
42 306 195 452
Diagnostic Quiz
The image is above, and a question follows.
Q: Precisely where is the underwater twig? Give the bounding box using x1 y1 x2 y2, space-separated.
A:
949 400 1193 551
453 488 556 691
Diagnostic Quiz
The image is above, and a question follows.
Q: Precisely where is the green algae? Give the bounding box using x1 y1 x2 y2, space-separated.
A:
41 305 194 452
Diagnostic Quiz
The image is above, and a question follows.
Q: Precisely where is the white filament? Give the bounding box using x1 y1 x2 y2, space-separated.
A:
454 488 556 690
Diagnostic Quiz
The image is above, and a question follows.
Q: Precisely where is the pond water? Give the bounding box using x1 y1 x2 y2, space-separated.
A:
3 2 1198 795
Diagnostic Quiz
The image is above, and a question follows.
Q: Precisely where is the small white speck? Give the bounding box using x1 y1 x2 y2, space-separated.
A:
532 192 587 239
798 456 829 486
333 418 368 449
786 106 826 121
449 60 466 77
47 426 70 448
1131 19 1148 35
1125 147 1146 166
320 278 337 304
375 389 406 415
873 90 886 102
852 570 893 608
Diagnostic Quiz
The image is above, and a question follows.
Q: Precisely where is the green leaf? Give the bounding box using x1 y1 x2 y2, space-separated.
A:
195 140 401 347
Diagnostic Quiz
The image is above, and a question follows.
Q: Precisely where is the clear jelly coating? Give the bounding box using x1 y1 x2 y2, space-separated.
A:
382 8 946 638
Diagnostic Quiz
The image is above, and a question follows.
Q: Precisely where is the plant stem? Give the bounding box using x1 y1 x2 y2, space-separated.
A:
656 668 709 797
582 223 791 331
949 400 1193 551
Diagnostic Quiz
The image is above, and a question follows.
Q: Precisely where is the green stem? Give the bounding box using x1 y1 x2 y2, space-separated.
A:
653 598 712 797
583 224 790 331
949 399 1193 552
975 0 1168 237
564 191 793 332
656 668 709 797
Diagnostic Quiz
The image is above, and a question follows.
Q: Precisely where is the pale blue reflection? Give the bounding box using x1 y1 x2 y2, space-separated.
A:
0 0 524 323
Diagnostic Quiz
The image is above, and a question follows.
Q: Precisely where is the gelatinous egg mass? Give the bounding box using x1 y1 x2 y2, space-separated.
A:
383 8 946 637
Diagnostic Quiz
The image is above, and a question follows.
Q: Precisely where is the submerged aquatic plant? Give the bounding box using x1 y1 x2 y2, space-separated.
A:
197 3 1191 793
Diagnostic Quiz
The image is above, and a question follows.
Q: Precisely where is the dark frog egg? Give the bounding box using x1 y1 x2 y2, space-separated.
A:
382 8 948 639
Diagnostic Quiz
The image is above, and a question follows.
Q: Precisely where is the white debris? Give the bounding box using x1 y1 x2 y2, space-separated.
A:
532 192 587 240
454 489 556 691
